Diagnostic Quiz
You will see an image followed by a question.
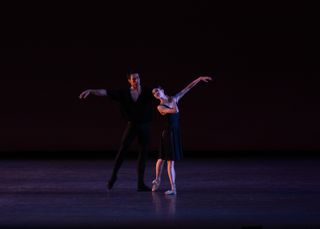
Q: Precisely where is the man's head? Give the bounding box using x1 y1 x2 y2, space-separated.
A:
127 72 141 89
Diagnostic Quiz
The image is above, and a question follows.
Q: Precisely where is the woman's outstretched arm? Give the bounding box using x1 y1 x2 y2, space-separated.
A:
174 76 212 102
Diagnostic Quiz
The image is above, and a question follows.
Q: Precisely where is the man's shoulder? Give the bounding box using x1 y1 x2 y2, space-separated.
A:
109 88 129 93
107 88 130 100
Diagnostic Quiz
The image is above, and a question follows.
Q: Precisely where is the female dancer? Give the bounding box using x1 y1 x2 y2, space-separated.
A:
151 76 212 195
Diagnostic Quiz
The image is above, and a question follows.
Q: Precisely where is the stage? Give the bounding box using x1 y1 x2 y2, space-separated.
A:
0 156 319 228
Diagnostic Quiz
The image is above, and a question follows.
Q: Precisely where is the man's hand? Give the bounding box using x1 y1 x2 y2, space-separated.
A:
79 89 92 99
79 89 107 98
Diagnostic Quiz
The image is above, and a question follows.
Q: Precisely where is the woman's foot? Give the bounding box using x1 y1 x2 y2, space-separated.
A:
152 179 161 192
164 189 177 195
165 183 176 195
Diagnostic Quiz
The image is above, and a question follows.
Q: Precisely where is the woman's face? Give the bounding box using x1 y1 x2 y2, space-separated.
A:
152 88 164 99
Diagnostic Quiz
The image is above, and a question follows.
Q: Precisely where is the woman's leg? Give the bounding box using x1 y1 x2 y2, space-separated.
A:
165 160 176 195
155 159 164 180
152 159 164 191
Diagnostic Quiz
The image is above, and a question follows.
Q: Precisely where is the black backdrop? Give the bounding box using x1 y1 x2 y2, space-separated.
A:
0 2 319 153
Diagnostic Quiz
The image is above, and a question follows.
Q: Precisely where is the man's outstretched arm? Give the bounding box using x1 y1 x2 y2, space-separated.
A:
79 89 107 99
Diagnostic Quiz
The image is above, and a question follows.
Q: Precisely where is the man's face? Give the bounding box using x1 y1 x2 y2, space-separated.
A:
128 73 140 88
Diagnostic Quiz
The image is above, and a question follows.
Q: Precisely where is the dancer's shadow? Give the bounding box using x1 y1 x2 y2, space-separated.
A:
152 192 177 217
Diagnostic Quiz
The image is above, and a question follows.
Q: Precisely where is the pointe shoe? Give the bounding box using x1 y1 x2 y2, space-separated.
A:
164 189 177 195
152 179 161 192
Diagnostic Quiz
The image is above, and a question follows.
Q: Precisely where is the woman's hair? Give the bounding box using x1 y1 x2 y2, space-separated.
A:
152 85 162 94
153 85 173 102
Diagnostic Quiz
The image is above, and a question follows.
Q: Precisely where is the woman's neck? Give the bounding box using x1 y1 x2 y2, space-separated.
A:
160 95 170 104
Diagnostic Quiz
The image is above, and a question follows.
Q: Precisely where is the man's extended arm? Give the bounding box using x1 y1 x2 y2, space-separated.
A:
79 89 107 99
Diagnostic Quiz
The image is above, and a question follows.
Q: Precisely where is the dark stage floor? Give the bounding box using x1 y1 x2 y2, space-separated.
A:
0 157 319 229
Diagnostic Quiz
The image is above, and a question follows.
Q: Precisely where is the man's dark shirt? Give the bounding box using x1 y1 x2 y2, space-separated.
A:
107 86 154 123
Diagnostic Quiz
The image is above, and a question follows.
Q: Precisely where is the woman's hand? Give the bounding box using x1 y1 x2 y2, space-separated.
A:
198 76 212 82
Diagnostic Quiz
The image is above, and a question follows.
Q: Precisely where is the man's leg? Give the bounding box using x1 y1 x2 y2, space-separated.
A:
136 123 151 191
108 122 137 190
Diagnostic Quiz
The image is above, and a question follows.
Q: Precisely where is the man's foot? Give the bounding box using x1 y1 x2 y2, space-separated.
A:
107 176 117 190
137 184 151 192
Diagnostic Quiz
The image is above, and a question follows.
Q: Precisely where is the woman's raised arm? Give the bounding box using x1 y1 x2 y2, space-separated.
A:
174 76 212 102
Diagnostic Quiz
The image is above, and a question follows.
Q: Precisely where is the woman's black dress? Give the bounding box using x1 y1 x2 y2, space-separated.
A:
159 105 183 161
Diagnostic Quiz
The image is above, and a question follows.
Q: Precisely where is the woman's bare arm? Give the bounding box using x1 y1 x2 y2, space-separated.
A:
174 76 212 102
157 105 178 115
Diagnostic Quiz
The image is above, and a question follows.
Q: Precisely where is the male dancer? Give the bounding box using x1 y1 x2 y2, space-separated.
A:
79 72 154 191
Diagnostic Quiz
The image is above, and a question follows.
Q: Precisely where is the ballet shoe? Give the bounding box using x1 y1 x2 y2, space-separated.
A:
152 179 161 192
164 189 177 195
